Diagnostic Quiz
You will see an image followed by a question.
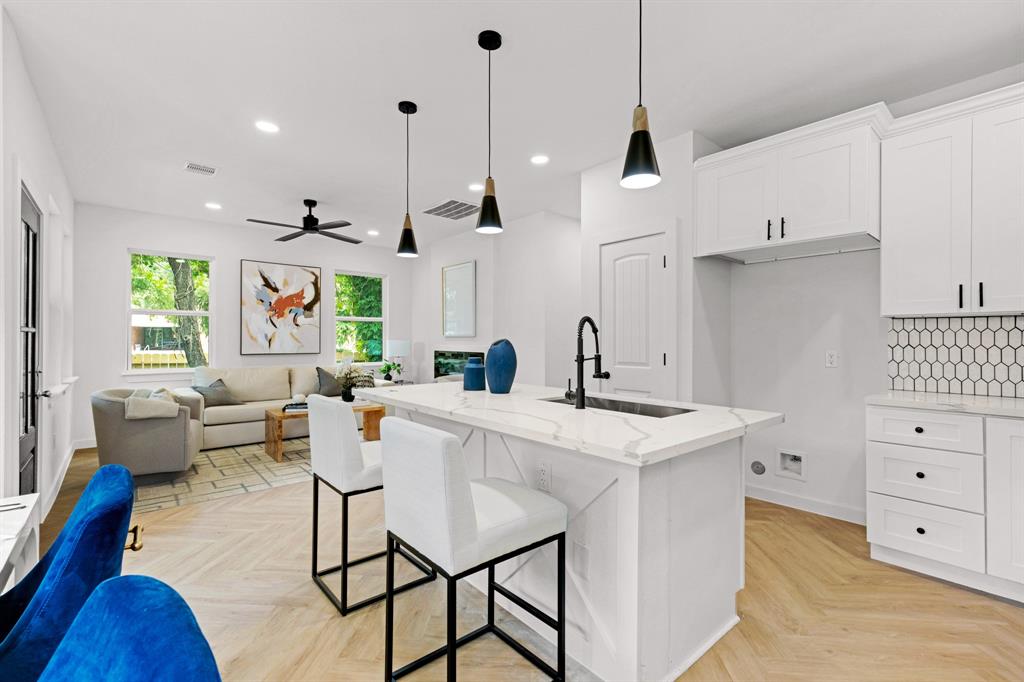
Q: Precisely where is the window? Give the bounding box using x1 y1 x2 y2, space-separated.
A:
335 272 385 363
129 252 211 370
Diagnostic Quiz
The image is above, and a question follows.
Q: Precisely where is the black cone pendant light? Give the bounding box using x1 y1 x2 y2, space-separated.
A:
620 0 661 189
475 30 503 235
396 100 419 258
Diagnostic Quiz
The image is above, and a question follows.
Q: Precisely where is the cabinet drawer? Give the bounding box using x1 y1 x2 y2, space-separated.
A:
867 493 985 572
866 406 984 454
866 442 984 513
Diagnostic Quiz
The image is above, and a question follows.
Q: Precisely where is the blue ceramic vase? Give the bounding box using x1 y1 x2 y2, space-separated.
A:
485 339 517 394
463 356 486 391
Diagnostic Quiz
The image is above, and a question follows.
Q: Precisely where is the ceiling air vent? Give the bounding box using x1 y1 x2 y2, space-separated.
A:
423 199 479 220
183 161 217 177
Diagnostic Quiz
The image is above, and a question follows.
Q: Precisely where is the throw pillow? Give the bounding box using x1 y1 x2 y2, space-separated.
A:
192 378 243 407
316 367 343 397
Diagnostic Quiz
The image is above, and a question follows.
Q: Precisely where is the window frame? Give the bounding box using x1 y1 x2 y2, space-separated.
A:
125 248 214 376
334 268 388 367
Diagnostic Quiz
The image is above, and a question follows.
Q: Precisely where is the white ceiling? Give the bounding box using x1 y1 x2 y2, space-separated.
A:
5 0 1023 247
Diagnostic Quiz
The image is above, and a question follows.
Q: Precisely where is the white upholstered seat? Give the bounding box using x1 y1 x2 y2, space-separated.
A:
308 395 382 493
380 417 568 576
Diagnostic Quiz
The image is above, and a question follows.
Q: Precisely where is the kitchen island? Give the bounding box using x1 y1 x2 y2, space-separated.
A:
355 382 783 681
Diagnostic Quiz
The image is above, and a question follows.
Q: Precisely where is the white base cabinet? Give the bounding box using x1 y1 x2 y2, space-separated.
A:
865 399 1024 603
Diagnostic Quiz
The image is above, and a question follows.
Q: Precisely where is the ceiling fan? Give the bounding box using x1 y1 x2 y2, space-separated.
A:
247 199 361 244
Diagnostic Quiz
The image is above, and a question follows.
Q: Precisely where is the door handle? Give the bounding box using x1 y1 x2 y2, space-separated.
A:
37 390 51 399
766 219 772 241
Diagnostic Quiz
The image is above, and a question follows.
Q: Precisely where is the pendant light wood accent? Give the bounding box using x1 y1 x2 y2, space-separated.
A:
396 101 419 257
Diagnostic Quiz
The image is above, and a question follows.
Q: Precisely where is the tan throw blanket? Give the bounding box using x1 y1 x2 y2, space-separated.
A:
125 387 180 420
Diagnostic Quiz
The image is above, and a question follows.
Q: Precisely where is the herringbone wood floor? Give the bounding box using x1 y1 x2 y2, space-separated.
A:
46 451 1024 681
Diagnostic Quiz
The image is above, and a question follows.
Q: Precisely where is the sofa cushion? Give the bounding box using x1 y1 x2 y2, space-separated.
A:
203 399 294 426
194 366 291 402
191 379 243 407
291 366 319 397
316 367 343 397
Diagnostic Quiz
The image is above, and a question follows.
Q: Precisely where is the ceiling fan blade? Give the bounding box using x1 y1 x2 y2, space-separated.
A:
316 219 353 230
275 231 308 242
248 219 302 229
318 230 362 245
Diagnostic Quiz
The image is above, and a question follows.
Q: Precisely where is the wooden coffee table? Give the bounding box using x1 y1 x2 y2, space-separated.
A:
264 401 386 462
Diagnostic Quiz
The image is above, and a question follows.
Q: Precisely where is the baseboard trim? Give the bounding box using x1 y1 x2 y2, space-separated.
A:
658 614 740 682
871 544 1024 604
72 438 96 451
746 484 866 525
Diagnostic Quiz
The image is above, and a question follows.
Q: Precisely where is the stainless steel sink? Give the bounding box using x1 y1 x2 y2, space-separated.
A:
541 396 694 418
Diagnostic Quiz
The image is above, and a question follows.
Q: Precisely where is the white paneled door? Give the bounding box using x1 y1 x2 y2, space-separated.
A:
599 233 669 399
986 417 1024 584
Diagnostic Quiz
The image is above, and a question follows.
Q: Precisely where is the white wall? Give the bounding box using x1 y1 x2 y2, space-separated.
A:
409 211 581 386
731 251 889 523
0 12 77 506
71 203 413 445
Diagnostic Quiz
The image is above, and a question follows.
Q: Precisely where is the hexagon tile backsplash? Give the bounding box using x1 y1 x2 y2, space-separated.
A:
888 316 1024 397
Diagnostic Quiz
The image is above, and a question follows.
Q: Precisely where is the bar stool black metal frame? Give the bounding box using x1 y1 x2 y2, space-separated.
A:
384 529 566 681
312 475 436 615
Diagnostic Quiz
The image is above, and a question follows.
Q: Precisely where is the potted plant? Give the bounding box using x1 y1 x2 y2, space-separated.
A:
337 365 375 402
380 360 403 382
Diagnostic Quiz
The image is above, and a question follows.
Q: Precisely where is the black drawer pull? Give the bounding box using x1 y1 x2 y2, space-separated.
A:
916 527 926 535
915 471 926 479
767 219 772 241
780 216 786 239
914 426 924 434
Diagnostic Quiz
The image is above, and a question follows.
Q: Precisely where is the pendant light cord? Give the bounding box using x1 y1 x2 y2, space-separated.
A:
487 49 492 177
405 112 410 214
638 0 643 107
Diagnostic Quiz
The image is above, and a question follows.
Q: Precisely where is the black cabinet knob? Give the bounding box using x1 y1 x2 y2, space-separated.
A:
914 426 924 434
916 471 926 479
916 527 926 535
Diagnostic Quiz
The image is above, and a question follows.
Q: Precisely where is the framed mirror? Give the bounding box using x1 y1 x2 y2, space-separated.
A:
442 260 476 337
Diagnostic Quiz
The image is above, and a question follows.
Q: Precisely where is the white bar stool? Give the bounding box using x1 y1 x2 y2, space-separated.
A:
307 395 435 615
380 417 568 681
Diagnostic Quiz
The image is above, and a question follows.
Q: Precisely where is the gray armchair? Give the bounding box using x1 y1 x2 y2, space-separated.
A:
91 389 202 476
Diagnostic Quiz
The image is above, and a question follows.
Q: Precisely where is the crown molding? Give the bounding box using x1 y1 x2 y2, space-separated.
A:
694 103 893 169
886 82 1024 136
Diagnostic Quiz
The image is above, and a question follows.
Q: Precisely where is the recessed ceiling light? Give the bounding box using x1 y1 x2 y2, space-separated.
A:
468 183 484 191
530 154 550 166
255 120 280 134
367 230 380 237
204 202 222 210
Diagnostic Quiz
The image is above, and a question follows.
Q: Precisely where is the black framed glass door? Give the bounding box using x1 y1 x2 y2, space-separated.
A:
19 187 42 495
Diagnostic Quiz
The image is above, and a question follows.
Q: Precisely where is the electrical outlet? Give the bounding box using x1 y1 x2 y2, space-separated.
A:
825 350 839 368
536 462 551 493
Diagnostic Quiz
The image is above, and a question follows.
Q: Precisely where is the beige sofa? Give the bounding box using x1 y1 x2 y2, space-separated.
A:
174 366 389 451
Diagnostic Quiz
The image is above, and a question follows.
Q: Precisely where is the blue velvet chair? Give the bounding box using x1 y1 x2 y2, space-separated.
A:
0 464 134 681
38 575 220 682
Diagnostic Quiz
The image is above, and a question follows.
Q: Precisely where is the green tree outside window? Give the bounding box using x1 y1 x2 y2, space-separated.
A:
335 273 384 362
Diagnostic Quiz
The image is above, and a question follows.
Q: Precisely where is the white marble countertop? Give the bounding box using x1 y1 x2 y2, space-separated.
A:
866 390 1024 419
355 382 783 467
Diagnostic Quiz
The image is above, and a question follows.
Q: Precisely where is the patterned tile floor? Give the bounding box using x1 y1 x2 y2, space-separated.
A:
134 438 314 513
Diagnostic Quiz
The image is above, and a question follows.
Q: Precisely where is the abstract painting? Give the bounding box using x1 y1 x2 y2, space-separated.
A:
241 259 321 355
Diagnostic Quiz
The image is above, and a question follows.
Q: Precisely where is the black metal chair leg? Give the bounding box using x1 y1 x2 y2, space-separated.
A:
385 534 395 682
341 492 349 613
447 576 457 681
311 477 319 578
557 533 566 681
487 565 495 627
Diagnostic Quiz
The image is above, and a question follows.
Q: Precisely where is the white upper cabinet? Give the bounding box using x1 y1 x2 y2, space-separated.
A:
880 85 1024 317
778 126 878 244
971 102 1024 314
880 118 973 316
696 151 777 254
695 104 889 264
